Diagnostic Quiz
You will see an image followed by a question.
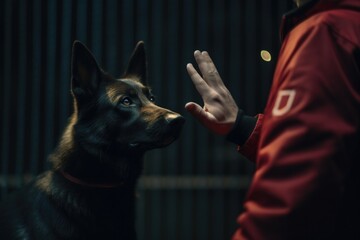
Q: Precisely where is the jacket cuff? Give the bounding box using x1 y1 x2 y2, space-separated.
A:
226 110 257 146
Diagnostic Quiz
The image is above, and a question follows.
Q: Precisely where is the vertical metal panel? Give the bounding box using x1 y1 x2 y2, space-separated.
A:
90 0 103 60
180 1 195 238
135 0 149 43
244 0 258 115
43 0 57 171
58 0 72 132
29 0 42 177
121 1 135 65
75 0 88 43
195 0 210 238
212 1 226 238
15 0 27 188
258 0 274 111
0 1 294 239
148 1 164 239
1 0 13 197
165 1 179 238
228 0 242 111
104 0 119 74
165 0 180 177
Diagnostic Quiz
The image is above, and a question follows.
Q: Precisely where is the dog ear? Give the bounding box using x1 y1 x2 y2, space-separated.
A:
124 41 148 85
71 41 102 98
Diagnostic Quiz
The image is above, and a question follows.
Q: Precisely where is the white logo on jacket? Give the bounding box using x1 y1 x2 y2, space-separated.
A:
272 90 296 116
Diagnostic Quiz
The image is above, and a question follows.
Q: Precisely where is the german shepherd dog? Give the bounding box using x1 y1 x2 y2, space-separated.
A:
0 41 185 239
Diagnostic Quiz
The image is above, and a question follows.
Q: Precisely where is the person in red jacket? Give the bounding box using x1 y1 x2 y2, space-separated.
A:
185 0 360 239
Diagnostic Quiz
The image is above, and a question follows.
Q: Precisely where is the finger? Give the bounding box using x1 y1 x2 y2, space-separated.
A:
184 102 199 111
200 51 226 88
194 51 223 88
186 63 212 97
185 102 216 126
193 50 210 78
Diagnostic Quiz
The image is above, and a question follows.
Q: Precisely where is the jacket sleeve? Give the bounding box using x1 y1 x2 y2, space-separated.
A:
226 112 264 162
233 17 360 239
236 114 264 161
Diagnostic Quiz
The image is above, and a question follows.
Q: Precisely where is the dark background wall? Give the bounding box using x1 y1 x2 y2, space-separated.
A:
0 0 294 239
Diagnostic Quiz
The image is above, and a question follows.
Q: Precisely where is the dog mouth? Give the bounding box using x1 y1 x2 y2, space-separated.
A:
128 135 178 150
127 115 185 150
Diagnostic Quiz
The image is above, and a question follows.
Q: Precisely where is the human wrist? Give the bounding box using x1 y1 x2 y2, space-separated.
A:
226 110 257 145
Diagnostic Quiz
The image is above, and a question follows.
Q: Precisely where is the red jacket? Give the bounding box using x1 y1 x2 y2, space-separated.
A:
233 0 360 239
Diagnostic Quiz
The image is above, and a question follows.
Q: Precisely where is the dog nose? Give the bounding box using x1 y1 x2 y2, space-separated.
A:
165 113 185 128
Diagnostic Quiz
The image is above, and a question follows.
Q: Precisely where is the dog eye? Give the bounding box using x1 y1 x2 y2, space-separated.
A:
149 96 156 102
120 97 132 106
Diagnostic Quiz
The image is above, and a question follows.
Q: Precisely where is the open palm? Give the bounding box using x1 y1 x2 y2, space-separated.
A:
185 50 239 135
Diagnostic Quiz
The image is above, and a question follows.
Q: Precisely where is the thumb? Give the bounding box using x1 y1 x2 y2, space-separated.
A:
185 102 212 125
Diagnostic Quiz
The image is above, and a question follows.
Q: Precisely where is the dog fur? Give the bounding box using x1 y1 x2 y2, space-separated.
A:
0 41 184 240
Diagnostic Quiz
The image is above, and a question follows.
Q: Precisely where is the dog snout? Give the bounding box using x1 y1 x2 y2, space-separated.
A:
165 113 185 128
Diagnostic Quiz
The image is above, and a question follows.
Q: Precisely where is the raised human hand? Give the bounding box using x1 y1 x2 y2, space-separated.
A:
185 50 239 135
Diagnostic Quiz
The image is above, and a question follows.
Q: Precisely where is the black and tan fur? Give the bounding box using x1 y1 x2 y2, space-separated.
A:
0 41 184 240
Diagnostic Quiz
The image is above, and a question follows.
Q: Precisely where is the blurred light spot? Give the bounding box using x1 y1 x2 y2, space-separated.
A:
260 50 272 62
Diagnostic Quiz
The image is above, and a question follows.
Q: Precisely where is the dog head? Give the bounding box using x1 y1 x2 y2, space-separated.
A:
69 41 185 158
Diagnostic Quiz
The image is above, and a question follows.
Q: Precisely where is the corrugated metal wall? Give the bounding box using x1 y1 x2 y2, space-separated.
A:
0 0 294 239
